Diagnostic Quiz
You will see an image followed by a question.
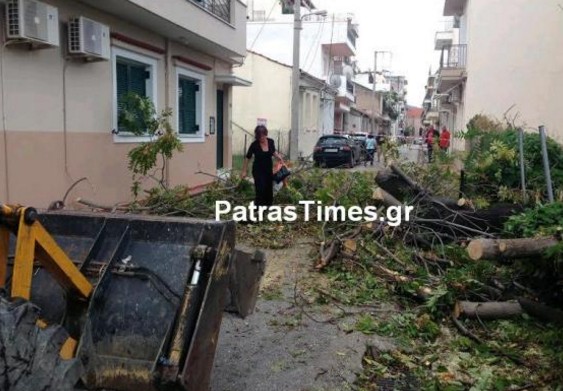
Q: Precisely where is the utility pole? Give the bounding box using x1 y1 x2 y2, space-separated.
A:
372 51 390 134
371 52 378 134
290 0 302 162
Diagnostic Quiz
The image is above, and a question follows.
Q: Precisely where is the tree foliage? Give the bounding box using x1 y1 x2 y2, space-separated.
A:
463 117 563 204
118 92 183 198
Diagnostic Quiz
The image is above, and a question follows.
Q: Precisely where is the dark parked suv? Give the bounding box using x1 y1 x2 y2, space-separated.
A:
313 135 359 168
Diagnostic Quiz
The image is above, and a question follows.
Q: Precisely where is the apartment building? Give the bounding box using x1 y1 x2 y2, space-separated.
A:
429 0 563 148
0 0 249 207
352 79 388 134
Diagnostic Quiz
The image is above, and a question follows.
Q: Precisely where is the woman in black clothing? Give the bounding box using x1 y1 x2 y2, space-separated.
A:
241 126 284 206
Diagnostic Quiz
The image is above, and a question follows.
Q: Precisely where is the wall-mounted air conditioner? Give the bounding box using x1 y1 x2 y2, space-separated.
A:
6 0 59 47
68 16 110 60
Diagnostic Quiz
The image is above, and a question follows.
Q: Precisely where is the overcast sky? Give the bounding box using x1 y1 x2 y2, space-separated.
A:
313 0 446 106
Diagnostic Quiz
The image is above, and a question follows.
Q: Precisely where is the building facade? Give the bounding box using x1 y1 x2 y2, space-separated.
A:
406 107 424 135
429 0 563 148
352 80 387 134
232 51 336 159
0 0 249 207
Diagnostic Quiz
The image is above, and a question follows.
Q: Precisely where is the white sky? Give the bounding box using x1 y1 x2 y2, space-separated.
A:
313 0 446 106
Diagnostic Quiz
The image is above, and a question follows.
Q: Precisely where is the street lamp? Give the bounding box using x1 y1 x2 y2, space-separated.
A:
290 2 327 161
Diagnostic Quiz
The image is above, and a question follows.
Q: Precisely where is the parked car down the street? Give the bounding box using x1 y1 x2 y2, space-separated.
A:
313 135 359 168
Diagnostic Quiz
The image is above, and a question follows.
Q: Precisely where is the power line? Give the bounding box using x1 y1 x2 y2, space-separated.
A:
303 17 327 73
248 0 279 52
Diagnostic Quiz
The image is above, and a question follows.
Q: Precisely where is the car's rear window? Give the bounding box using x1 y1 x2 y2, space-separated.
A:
318 137 347 146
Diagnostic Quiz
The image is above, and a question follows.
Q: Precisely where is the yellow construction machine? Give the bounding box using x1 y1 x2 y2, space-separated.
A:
0 204 264 391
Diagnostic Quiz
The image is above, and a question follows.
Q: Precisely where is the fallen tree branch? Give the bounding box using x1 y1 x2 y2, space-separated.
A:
372 187 402 207
315 240 340 270
76 198 130 212
451 312 528 366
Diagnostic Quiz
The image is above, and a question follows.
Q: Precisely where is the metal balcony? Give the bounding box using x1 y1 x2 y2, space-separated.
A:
439 44 467 69
190 0 231 23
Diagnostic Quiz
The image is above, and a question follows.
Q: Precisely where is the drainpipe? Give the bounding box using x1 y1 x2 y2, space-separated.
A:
0 8 10 202
164 38 171 187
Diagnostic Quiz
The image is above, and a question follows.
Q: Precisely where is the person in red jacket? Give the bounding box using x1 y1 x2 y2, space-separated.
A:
439 126 451 152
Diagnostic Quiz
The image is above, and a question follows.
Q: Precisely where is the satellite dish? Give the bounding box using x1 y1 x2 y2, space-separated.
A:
329 74 342 88
343 65 354 81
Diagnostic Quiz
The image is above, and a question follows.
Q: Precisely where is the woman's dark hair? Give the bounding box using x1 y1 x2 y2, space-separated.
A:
254 125 268 141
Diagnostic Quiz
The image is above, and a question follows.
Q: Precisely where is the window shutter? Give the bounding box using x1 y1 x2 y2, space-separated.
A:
116 58 149 133
179 77 198 134
129 66 148 97
116 62 129 114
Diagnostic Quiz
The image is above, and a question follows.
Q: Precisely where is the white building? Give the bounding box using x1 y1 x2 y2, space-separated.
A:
232 51 336 158
430 0 563 148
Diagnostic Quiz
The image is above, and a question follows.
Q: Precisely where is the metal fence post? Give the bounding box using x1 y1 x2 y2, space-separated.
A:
517 127 527 203
244 134 247 156
538 125 554 203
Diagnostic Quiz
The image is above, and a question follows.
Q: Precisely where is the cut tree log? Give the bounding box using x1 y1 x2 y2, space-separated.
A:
467 237 560 261
517 297 563 325
372 187 402 207
455 299 563 325
454 300 523 320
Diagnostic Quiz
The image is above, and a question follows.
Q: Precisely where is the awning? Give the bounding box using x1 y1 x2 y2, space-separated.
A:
215 75 252 87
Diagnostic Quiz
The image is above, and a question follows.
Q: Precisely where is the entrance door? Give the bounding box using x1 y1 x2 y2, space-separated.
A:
216 90 224 169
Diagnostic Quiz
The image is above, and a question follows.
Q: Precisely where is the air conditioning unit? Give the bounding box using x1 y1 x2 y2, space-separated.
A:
68 16 110 60
6 0 59 47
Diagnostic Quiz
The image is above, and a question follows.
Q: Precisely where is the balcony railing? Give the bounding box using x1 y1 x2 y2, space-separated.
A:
440 44 467 69
190 0 231 23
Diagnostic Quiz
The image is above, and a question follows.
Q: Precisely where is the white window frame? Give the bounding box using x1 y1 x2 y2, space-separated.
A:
176 66 206 143
112 47 158 143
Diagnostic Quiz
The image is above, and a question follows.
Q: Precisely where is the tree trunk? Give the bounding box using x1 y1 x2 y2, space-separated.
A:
389 164 426 195
467 237 560 261
517 297 563 325
454 300 523 320
372 187 402 207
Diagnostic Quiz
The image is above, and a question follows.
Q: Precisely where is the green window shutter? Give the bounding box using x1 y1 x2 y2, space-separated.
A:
129 65 148 97
116 62 129 115
179 77 198 135
116 57 149 133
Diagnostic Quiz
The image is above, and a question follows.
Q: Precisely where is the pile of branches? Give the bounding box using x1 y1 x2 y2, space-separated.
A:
316 163 563 325
312 164 563 387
